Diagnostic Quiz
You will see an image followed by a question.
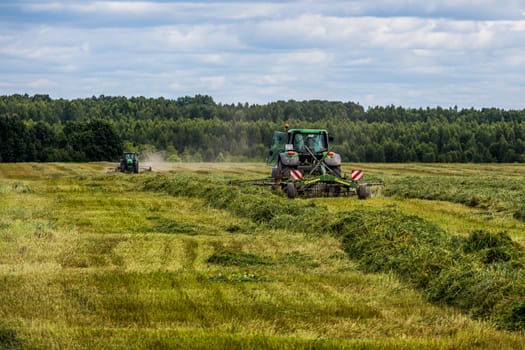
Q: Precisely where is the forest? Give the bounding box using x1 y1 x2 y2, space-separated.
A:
1 93 525 163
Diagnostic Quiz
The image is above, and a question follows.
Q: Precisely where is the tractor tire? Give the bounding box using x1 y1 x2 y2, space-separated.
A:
286 182 297 199
271 167 279 179
357 184 368 200
271 167 280 190
274 162 290 190
278 161 290 179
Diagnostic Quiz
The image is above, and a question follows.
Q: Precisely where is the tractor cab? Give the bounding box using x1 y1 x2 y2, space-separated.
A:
268 126 342 179
124 152 137 162
268 128 332 166
287 129 330 162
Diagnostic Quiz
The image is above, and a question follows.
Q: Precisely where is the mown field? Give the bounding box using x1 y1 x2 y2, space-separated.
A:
0 162 524 349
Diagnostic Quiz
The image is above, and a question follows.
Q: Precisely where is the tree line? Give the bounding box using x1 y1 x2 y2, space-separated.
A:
0 115 122 162
1 93 525 163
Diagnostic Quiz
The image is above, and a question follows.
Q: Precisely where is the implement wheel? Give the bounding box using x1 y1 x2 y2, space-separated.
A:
357 184 368 199
286 182 297 199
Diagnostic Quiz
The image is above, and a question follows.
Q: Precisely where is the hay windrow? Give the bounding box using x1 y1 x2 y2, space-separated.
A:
206 250 270 267
142 174 525 331
386 175 525 215
332 210 525 331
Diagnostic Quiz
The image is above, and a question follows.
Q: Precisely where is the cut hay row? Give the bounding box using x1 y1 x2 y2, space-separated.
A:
142 174 525 331
386 175 525 219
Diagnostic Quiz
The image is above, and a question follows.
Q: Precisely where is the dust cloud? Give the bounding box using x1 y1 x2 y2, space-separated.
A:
140 152 174 172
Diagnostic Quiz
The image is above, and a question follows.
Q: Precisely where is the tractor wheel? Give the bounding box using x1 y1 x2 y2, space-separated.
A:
357 184 368 199
286 182 297 199
271 167 280 190
278 161 290 179
282 167 291 179
271 167 279 179
273 163 290 190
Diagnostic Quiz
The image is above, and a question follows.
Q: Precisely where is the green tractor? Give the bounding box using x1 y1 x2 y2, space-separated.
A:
268 126 374 199
118 152 140 173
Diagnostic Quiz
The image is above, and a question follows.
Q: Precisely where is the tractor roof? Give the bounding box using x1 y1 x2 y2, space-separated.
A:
288 128 328 134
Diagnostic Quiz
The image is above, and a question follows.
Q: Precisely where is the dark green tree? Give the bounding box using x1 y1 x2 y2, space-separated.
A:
0 114 28 162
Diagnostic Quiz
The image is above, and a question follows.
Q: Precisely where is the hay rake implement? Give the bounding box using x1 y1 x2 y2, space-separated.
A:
235 125 384 199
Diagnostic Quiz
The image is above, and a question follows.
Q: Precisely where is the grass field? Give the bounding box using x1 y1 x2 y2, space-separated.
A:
0 162 524 349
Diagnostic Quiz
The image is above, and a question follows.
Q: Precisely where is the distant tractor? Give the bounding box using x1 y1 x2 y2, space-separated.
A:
118 152 140 173
267 125 377 198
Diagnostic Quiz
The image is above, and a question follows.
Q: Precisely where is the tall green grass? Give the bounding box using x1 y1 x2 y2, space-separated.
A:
142 174 525 330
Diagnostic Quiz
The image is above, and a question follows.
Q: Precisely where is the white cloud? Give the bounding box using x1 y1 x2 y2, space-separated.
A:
277 50 331 65
257 74 297 85
28 78 57 88
1 1 525 108
199 76 225 90
239 15 514 52
505 54 525 66
509 20 525 31
158 25 241 51
23 1 163 15
404 64 451 75
195 54 224 64
21 1 291 25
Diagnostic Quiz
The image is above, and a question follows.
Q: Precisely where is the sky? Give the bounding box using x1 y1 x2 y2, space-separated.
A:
1 0 525 109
